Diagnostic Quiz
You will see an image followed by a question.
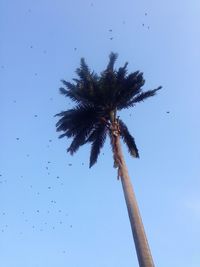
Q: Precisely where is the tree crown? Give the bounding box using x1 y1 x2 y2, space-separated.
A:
56 52 161 167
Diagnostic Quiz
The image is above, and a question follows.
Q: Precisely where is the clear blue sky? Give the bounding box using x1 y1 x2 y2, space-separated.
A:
1 0 200 267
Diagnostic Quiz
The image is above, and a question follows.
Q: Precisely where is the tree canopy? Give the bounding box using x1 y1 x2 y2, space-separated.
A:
55 52 161 167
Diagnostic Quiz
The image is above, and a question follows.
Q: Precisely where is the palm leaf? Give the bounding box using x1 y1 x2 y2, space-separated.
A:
131 86 162 104
106 52 118 71
55 104 99 138
119 119 139 158
89 124 107 167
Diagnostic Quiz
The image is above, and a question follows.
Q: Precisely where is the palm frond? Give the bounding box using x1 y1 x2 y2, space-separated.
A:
67 131 87 155
116 71 145 110
89 124 107 167
116 62 128 82
61 80 76 91
106 52 118 71
76 58 91 80
55 104 99 137
119 119 139 158
125 86 162 108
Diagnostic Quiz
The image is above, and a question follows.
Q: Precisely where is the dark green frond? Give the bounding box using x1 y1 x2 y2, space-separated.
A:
125 86 162 108
119 119 139 158
56 104 99 138
67 131 87 155
89 124 107 168
76 58 91 80
107 52 118 71
116 62 128 82
116 71 145 110
61 80 76 91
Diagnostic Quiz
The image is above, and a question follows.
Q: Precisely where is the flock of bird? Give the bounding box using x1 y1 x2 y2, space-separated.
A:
1 6 170 260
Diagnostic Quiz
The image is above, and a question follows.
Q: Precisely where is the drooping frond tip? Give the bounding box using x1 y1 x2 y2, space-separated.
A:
119 120 139 158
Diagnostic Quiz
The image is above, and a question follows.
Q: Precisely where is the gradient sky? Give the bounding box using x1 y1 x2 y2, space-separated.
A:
1 0 200 267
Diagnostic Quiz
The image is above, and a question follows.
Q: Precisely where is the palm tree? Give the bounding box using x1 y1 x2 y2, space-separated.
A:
55 52 161 267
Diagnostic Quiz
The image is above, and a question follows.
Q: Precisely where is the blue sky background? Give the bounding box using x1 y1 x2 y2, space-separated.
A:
0 0 200 266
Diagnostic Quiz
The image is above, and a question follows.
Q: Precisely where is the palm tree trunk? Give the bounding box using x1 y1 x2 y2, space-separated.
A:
114 135 155 267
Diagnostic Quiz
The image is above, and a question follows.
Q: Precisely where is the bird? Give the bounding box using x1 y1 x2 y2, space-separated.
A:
109 37 113 40
74 48 77 51
145 12 147 16
109 29 112 32
16 137 20 140
142 23 144 26
34 114 38 117
166 111 170 114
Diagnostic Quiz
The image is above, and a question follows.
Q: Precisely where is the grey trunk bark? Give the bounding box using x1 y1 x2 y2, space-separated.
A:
115 136 155 267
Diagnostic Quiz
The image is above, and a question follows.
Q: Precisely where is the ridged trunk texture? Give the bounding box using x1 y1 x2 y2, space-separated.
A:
114 135 155 267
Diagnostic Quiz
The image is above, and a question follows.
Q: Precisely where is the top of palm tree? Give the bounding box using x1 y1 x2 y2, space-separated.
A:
55 52 161 167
